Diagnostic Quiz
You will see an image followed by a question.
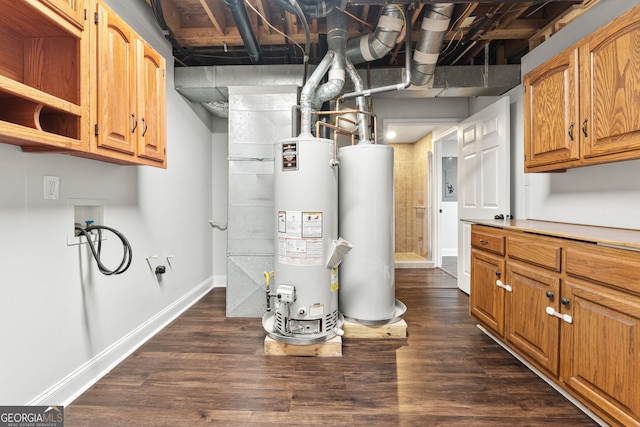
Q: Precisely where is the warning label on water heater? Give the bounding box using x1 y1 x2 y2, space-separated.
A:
282 142 298 171
277 210 324 265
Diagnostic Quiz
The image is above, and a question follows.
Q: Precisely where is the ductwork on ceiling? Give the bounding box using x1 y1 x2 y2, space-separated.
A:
346 4 405 65
411 3 454 87
176 2 521 110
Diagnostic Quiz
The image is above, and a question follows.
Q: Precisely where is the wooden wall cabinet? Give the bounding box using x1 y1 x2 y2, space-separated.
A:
0 0 166 168
524 4 640 172
93 0 166 167
470 221 640 426
40 0 85 27
0 0 88 152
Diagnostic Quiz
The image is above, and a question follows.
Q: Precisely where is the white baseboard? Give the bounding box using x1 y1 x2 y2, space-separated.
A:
28 277 215 407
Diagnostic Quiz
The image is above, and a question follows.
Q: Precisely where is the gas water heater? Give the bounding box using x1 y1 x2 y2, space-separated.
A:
262 136 345 344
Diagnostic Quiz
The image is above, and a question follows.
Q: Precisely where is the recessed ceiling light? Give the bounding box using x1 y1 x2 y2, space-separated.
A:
386 130 397 140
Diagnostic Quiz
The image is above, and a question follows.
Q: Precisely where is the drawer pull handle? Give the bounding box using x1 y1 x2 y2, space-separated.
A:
479 239 489 245
546 306 572 323
496 279 512 292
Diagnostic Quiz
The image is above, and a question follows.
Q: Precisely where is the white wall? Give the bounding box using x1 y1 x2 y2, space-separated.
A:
0 0 216 405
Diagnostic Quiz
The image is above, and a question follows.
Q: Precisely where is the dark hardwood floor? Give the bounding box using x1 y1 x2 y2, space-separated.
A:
66 269 597 426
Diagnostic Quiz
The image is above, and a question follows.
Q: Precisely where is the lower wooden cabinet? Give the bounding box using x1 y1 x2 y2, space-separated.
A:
506 261 560 378
470 222 640 426
561 278 640 426
470 249 505 337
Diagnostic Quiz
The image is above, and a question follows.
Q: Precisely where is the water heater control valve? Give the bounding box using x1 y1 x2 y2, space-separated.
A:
277 285 296 303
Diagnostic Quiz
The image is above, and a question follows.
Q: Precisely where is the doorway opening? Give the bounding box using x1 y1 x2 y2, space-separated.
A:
432 126 459 278
390 136 432 268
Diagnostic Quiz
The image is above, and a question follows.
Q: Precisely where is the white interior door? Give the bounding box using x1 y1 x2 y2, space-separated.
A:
457 97 511 294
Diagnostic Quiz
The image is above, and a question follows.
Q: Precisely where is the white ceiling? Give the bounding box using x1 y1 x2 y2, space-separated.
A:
382 119 449 144
385 123 439 143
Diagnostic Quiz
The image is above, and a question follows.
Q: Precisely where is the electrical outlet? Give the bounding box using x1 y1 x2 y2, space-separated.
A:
44 176 59 200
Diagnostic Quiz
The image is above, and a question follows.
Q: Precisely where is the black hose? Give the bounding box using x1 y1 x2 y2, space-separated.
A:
75 225 133 276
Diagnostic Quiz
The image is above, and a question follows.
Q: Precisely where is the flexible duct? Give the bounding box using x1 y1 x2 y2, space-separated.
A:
224 0 264 64
411 3 454 86
300 51 335 135
315 9 348 106
346 4 405 65
344 58 370 143
299 8 348 135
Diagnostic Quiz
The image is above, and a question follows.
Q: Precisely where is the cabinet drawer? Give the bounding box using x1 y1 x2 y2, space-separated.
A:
508 236 561 272
565 245 640 295
471 229 505 255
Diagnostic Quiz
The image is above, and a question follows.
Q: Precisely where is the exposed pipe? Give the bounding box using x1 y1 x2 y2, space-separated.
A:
300 51 335 135
224 0 264 64
346 4 405 65
344 58 371 143
342 6 412 99
411 3 454 86
315 9 348 106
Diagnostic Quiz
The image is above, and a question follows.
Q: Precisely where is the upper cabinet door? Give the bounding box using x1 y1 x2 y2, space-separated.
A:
136 39 166 164
95 2 137 155
580 10 640 159
39 0 85 27
524 48 580 171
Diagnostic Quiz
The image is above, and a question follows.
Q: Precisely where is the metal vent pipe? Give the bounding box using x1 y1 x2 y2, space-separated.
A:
299 8 348 135
411 3 454 86
224 0 264 64
346 4 405 65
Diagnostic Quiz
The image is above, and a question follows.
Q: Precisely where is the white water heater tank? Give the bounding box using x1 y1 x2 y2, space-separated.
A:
265 136 341 343
338 144 400 323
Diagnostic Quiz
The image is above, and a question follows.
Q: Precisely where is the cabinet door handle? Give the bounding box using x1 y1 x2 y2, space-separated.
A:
131 113 138 133
582 117 588 137
545 290 554 299
496 279 512 292
141 117 148 137
546 307 572 323
560 297 570 306
567 122 575 141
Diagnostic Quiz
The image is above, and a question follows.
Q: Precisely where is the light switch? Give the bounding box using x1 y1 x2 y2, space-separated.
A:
44 176 60 200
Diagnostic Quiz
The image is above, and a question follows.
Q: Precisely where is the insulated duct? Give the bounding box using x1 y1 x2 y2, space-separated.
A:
316 9 348 106
299 8 348 135
411 3 454 87
346 4 405 65
224 0 264 64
